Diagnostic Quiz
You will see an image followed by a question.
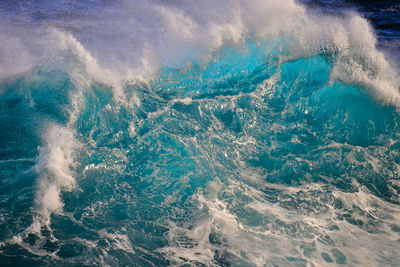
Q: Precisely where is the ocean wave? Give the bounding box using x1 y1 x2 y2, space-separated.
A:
1 0 400 266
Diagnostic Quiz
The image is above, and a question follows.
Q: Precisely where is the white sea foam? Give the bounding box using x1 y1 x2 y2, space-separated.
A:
29 124 79 231
0 123 80 253
159 175 400 266
0 0 398 107
1 1 400 262
99 230 135 255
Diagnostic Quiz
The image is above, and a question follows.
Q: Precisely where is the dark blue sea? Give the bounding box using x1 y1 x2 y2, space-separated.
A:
1 0 400 266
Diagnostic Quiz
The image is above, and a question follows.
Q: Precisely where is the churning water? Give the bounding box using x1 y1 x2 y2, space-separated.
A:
1 0 400 266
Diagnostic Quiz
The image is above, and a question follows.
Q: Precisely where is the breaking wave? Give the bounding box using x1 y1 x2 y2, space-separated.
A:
1 0 400 266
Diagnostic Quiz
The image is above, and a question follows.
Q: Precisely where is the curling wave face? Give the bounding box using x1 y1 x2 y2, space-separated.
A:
1 0 400 266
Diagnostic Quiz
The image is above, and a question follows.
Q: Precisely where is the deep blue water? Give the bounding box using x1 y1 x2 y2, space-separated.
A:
1 0 400 266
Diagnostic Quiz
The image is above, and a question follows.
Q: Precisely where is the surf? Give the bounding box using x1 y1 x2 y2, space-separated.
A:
0 0 400 266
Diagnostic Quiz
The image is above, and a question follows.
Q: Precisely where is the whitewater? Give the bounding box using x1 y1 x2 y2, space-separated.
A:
1 0 400 266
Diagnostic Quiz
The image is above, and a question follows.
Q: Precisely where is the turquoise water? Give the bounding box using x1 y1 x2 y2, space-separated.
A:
1 1 400 266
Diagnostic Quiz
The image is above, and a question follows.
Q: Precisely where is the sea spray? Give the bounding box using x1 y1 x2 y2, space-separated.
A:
0 0 400 266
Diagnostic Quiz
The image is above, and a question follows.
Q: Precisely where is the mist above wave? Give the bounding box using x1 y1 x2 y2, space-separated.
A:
0 0 398 106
